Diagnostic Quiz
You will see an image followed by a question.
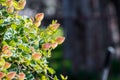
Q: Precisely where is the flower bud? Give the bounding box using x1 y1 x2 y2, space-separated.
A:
6 0 13 7
2 45 9 52
6 72 16 80
0 72 5 79
42 43 51 50
51 43 58 49
3 62 11 69
49 23 60 31
35 13 44 21
55 36 65 44
18 0 26 9
3 50 9 54
14 0 26 10
18 72 25 80
34 21 41 27
7 6 14 13
32 53 41 60
2 50 13 58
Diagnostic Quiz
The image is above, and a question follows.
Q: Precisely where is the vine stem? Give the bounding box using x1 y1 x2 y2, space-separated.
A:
46 74 54 80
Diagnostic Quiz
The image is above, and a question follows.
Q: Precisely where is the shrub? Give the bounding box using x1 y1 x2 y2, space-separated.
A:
0 0 67 80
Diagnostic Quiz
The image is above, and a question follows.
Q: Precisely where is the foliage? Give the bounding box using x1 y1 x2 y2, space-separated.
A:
0 0 67 80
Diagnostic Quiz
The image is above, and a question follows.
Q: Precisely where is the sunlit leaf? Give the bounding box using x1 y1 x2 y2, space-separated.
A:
47 67 55 74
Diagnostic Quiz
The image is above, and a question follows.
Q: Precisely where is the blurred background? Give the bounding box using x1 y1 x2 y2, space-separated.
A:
20 0 120 80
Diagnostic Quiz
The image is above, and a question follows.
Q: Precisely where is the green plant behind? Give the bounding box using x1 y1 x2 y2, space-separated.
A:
0 0 67 80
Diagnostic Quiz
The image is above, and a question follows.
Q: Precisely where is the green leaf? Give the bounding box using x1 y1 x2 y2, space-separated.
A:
60 74 68 80
0 58 5 67
11 24 17 30
29 33 36 39
52 20 57 24
0 19 4 24
26 72 35 80
54 75 58 80
9 40 16 46
2 41 8 45
47 67 55 74
41 75 48 80
22 36 28 42
18 44 30 53
0 0 6 3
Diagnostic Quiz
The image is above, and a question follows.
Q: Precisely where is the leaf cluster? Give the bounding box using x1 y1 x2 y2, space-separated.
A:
0 0 67 80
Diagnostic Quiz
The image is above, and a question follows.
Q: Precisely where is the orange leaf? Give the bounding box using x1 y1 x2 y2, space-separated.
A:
0 72 5 79
32 53 42 60
3 62 11 69
6 72 16 80
56 36 65 44
35 13 44 21
42 43 51 50
18 72 25 80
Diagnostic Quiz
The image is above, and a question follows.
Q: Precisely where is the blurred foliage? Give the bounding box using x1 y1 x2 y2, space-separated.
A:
50 32 120 80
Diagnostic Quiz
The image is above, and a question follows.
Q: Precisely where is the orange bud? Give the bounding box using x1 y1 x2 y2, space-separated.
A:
18 72 25 80
7 6 14 13
32 53 41 60
3 50 9 54
56 36 65 44
2 45 9 52
42 43 51 50
34 21 41 27
6 72 16 80
49 23 60 31
3 62 11 69
6 0 13 7
35 13 44 21
51 43 58 49
18 0 26 9
0 72 5 79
